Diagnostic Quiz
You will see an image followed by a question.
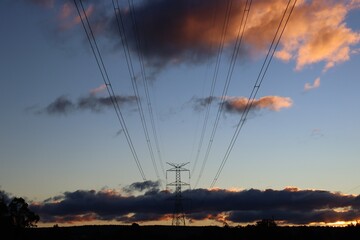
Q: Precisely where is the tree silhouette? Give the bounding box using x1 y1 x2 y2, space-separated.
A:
0 197 39 229
8 197 39 228
256 218 277 228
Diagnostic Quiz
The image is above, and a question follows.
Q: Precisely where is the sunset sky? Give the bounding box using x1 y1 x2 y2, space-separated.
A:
1 0 360 227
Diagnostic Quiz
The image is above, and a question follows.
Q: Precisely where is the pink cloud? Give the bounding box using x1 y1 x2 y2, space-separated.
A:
30 0 360 72
304 77 321 91
223 96 293 113
274 0 360 71
90 84 107 95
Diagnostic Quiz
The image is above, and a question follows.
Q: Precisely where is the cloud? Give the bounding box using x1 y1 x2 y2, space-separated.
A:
108 0 245 68
29 185 360 225
192 96 293 114
274 0 360 71
31 187 174 223
44 95 76 115
304 77 321 91
26 0 359 71
58 2 96 31
77 95 138 112
110 0 360 70
351 48 360 54
40 94 138 115
89 84 107 95
223 96 293 114
310 128 324 138
191 96 217 111
122 180 161 194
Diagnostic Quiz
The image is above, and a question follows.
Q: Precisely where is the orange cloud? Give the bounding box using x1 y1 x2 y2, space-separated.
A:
304 77 321 91
31 0 359 71
274 0 360 71
284 186 300 192
124 0 359 70
223 96 293 113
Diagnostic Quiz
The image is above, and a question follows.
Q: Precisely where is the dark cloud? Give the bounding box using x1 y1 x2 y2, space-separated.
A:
40 94 138 115
183 188 356 214
44 95 75 115
29 185 360 225
192 96 217 111
122 180 161 194
112 0 360 71
78 95 138 112
24 0 360 72
109 0 242 68
31 187 173 223
26 0 246 68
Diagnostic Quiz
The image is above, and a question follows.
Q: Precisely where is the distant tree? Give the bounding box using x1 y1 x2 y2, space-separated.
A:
131 222 140 228
7 197 40 228
347 221 360 227
256 218 277 228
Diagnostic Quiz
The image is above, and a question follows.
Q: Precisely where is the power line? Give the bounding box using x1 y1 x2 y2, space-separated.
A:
210 0 297 188
127 0 166 178
189 2 219 176
73 0 146 180
194 0 252 188
191 0 235 180
112 0 161 182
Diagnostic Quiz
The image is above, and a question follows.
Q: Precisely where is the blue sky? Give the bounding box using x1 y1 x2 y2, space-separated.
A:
1 0 360 226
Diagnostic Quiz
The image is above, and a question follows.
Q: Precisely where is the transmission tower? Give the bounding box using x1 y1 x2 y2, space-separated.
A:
166 162 190 226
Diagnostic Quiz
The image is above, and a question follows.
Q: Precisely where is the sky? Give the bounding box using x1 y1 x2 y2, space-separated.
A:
1 0 360 227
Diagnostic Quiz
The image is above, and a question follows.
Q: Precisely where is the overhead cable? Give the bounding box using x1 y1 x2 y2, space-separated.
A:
112 0 162 181
194 0 252 188
210 0 297 188
74 0 146 180
127 0 166 178
191 0 233 179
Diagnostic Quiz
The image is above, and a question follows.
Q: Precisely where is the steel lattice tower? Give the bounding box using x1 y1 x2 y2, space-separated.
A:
166 162 190 226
